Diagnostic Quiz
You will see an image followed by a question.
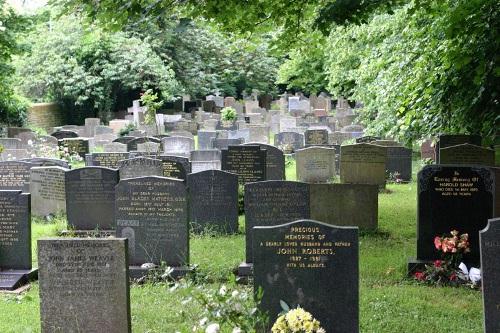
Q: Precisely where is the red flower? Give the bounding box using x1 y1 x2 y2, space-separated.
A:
434 260 442 268
434 236 442 250
449 272 457 281
414 272 426 281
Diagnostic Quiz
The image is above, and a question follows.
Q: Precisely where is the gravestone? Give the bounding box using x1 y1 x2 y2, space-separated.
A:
212 138 243 150
243 143 285 180
117 157 163 179
356 136 381 143
95 125 114 136
228 129 250 143
136 142 160 153
480 218 500 333
84 118 101 137
115 177 188 268
162 137 194 157
385 146 413 181
113 136 136 145
340 144 386 186
50 130 78 140
247 125 269 144
0 138 22 149
436 134 482 163
295 147 336 183
157 155 188 180
21 157 69 168
304 129 329 146
221 145 266 184
87 152 130 168
420 139 436 161
59 138 89 158
103 142 128 152
198 131 217 150
439 143 495 166
7 127 31 138
253 220 359 333
126 137 160 151
188 170 238 233
30 167 68 217
190 150 221 162
38 238 131 333
0 161 34 192
65 167 119 231
274 132 304 154
410 165 495 270
0 190 33 291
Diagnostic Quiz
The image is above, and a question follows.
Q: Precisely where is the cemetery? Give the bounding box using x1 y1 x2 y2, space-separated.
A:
0 0 499 332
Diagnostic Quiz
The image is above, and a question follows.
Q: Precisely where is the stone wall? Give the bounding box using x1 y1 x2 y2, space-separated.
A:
27 103 65 130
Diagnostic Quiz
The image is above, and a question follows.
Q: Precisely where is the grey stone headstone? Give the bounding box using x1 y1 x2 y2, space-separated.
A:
0 138 22 149
30 166 68 217
190 150 221 162
126 137 160 152
117 157 163 179
65 167 119 230
221 145 266 184
103 142 128 152
253 220 359 333
191 160 221 173
228 129 250 143
88 152 130 168
305 129 329 145
84 118 101 137
440 143 495 166
480 218 500 333
38 238 131 333
162 137 194 157
113 136 136 145
198 131 217 150
116 177 188 266
340 144 386 185
21 158 69 168
211 138 243 150
274 132 304 154
0 161 34 192
0 149 29 161
248 125 269 144
188 170 239 233
136 142 161 153
95 125 114 135
296 147 336 183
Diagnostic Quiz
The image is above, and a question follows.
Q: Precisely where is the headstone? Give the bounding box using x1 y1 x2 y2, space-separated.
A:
420 139 436 161
7 127 31 138
115 177 188 266
305 129 329 146
243 143 285 180
157 155 188 180
274 132 304 154
21 157 69 168
198 131 217 150
126 137 160 151
0 138 22 149
296 147 336 183
340 144 386 186
288 96 300 112
228 128 250 143
65 167 119 230
253 220 359 333
58 138 89 158
188 170 238 233
84 118 101 137
50 130 78 140
436 134 482 163
113 136 136 145
162 137 194 157
0 161 34 192
221 145 266 184
190 150 221 162
356 136 381 143
0 149 29 161
212 138 243 150
88 152 130 168
279 117 297 132
248 125 269 144
384 146 413 181
439 143 495 166
117 157 163 179
38 238 131 333
95 125 114 136
480 218 500 333
30 166 68 217
103 142 128 152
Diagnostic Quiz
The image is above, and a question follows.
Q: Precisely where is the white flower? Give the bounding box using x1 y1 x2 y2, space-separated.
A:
231 290 239 298
27 140 33 145
232 328 243 333
218 285 227 296
199 317 208 327
205 323 220 333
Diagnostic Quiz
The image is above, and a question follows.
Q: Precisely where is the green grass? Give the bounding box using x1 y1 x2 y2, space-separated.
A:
0 158 483 332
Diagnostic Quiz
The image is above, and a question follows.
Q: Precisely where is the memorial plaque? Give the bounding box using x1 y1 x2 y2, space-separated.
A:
310 184 378 230
65 167 118 230
221 145 266 184
117 157 163 179
296 147 336 183
274 132 304 153
243 143 285 180
0 190 31 269
115 177 188 266
88 152 130 168
244 181 310 263
188 170 238 233
385 146 413 181
58 138 89 158
126 137 160 151
436 134 482 163
480 218 500 333
30 167 68 217
38 238 131 333
254 220 359 333
416 165 495 264
440 143 495 166
305 129 329 145
50 130 78 140
340 144 386 185
0 161 34 192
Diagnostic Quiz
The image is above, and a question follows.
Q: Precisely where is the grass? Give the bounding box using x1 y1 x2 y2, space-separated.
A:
0 158 483 332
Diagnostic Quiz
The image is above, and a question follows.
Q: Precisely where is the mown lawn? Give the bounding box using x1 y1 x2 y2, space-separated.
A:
0 158 483 332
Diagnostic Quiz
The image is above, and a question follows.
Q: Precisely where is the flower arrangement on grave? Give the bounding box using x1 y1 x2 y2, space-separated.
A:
414 230 480 287
221 107 237 127
271 306 325 333
140 89 164 125
57 145 83 164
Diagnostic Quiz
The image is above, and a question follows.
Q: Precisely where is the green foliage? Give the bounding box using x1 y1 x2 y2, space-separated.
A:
140 89 163 125
220 107 237 121
119 123 136 137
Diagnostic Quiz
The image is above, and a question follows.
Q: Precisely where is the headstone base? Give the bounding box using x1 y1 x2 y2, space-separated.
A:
129 266 191 280
238 262 253 277
59 230 115 238
407 258 433 276
0 269 38 291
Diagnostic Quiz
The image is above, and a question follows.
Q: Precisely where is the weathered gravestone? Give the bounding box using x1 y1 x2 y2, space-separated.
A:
480 218 500 333
115 177 189 276
87 152 130 168
50 130 78 140
340 144 386 186
0 161 34 192
117 157 163 179
58 138 89 158
243 143 285 180
295 147 336 183
162 137 195 157
103 142 128 152
409 165 496 272
30 167 68 217
126 137 160 151
356 136 381 143
113 136 136 145
274 132 304 154
436 134 482 163
439 143 495 166
38 238 131 333
221 145 266 184
198 130 217 150
384 146 413 181
129 153 190 180
304 129 329 146
0 138 22 149
65 167 119 231
0 190 34 291
212 138 243 150
136 141 160 153
188 170 239 233
254 220 359 333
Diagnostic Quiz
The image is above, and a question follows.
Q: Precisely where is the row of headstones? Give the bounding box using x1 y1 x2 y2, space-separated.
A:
8 216 499 332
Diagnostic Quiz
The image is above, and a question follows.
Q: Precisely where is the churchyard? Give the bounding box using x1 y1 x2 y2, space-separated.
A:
0 92 498 333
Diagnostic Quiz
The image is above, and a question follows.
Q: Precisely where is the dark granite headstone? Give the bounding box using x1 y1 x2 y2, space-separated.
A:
88 152 130 168
385 146 413 181
253 220 359 333
221 145 266 184
58 138 89 158
50 130 78 140
115 177 188 266
117 157 163 179
38 238 131 333
129 153 190 180
416 165 495 264
436 134 482 163
0 161 34 192
274 132 304 154
188 170 238 233
440 143 495 166
480 218 500 333
126 137 160 151
244 181 310 263
243 143 285 180
65 167 119 230
304 129 329 145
